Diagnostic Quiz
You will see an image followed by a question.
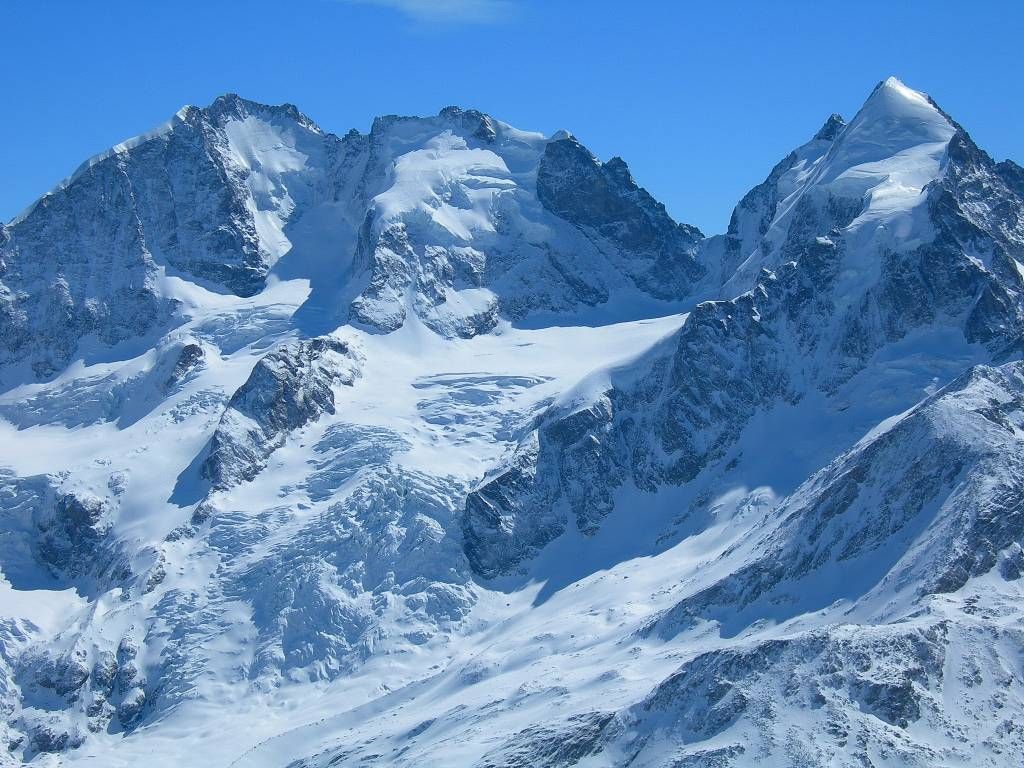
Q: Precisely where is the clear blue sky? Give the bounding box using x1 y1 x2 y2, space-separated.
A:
4 0 1022 234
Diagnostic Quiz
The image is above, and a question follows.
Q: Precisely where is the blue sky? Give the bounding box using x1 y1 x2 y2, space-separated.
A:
4 0 1022 234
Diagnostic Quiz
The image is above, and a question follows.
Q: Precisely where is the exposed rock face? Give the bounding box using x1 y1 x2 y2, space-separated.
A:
201 336 361 490
474 711 616 768
163 342 205 393
12 630 153 747
0 96 336 382
0 193 172 383
0 471 128 594
349 219 500 338
464 394 627 578
34 494 128 590
606 622 963 767
537 134 705 300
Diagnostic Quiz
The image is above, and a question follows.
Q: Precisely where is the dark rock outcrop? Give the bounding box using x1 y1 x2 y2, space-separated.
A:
201 336 361 490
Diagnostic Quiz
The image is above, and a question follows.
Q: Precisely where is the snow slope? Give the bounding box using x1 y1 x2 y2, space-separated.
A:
1 77 1024 767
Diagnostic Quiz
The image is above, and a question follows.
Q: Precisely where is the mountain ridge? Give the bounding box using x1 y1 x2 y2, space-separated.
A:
2 77 1024 766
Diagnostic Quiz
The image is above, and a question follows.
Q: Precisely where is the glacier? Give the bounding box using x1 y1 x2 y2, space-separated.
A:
1 77 1023 766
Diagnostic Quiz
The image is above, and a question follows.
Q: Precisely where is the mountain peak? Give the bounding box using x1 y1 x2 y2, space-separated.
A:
197 93 323 133
436 104 487 120
812 112 846 141
436 105 497 142
860 75 944 121
830 75 956 174
366 106 501 144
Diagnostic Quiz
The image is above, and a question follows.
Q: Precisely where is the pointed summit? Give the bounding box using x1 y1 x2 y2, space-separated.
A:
852 75 950 132
877 74 923 98
200 93 323 133
720 76 965 297
812 113 846 142
820 75 956 190
437 105 497 142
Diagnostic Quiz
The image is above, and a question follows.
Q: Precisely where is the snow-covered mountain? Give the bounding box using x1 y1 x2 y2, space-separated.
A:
0 96 703 386
1 77 1023 767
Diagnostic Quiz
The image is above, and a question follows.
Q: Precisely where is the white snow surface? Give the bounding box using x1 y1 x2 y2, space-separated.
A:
0 273 693 765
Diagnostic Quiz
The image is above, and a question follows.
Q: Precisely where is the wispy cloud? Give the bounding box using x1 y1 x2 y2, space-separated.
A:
343 0 516 24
